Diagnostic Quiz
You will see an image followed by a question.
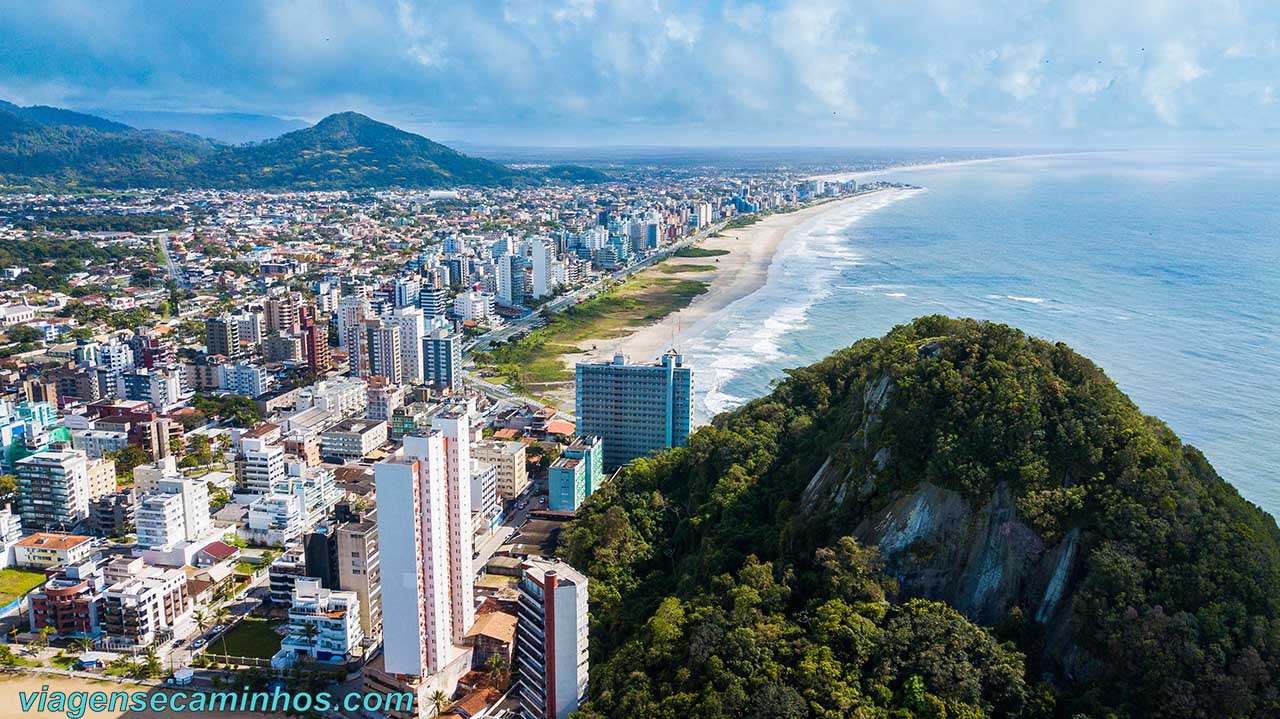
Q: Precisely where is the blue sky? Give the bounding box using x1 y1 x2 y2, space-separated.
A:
1 0 1277 147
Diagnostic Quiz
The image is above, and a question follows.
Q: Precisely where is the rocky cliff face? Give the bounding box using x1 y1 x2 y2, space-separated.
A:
801 372 1085 670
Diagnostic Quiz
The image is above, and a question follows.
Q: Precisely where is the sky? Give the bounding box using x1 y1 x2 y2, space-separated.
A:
0 0 1278 147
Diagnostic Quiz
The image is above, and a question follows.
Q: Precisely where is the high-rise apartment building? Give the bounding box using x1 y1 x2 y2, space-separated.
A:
515 557 589 719
387 306 426 385
376 401 476 678
205 314 241 358
365 320 403 383
421 328 461 390
575 352 692 468
425 405 474 644
16 450 90 531
375 442 450 676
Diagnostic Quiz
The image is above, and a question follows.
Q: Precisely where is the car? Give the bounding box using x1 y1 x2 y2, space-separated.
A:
172 639 185 648
472 551 481 560
191 638 207 649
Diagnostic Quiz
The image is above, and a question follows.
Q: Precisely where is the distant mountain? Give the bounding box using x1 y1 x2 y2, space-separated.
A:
0 101 133 133
89 109 310 144
0 104 216 189
0 102 606 190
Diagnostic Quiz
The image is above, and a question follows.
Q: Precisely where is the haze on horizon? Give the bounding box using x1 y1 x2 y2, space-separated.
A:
1 0 1277 149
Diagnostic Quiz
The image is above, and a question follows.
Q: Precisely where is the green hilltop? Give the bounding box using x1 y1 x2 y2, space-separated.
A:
562 315 1280 718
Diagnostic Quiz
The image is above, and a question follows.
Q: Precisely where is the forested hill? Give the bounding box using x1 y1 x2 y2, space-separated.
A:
561 315 1280 718
0 102 604 190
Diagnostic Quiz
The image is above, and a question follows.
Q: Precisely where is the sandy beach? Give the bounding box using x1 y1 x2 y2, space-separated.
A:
563 189 901 373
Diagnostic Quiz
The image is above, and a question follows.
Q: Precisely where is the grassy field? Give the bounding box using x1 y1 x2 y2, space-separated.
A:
657 263 716 274
214 618 282 659
475 270 710 397
673 246 730 258
0 568 47 604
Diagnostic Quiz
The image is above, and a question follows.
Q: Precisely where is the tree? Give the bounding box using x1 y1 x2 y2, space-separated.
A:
30 625 54 655
5 325 42 345
70 637 95 654
429 691 450 715
106 446 150 480
192 609 209 636
0 474 17 506
301 623 321 657
213 607 232 658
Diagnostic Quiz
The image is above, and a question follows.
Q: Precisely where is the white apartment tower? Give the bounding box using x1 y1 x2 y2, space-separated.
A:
337 295 371 370
387 306 426 385
375 438 451 676
426 405 475 643
530 237 553 299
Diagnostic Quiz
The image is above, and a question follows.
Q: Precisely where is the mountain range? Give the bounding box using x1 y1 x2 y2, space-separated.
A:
0 101 606 190
86 109 310 144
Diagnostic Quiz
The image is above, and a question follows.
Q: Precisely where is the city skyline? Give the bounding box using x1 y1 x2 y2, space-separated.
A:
2 1 1279 147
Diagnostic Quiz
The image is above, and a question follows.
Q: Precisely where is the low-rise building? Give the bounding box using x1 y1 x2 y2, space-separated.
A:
15 532 95 569
320 419 387 462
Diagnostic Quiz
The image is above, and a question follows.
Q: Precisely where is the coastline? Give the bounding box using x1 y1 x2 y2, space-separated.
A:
562 189 904 372
808 150 1104 182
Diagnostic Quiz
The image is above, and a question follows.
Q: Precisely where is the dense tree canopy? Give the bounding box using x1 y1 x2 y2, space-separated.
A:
562 316 1280 718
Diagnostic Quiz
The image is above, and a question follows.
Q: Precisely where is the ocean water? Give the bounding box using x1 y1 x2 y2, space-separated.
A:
680 151 1280 515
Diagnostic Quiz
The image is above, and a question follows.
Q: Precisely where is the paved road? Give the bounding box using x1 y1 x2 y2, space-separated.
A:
157 232 190 289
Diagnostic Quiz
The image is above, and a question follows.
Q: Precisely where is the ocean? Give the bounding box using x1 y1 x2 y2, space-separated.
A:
681 151 1280 515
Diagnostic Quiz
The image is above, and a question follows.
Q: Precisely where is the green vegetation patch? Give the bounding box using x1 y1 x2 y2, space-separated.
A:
214 618 283 659
673 246 729 258
0 568 48 604
656 263 716 275
561 315 1280 718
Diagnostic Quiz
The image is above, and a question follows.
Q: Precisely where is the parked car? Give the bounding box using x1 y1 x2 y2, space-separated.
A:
172 639 185 648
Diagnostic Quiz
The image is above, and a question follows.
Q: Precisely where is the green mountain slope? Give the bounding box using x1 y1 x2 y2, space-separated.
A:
187 111 515 189
0 103 604 190
562 316 1280 718
0 108 215 189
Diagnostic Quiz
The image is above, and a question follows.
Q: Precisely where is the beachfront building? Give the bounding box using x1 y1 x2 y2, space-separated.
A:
274 578 364 666
100 563 191 647
515 557 590 719
574 352 692 468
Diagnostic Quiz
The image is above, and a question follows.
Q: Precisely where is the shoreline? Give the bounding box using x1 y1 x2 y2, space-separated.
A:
808 150 1104 182
561 189 905 373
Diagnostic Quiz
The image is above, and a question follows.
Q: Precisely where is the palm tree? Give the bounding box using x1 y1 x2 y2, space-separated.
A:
192 609 209 636
212 607 232 658
484 653 510 688
30 626 54 656
135 649 162 679
429 690 450 716
301 623 320 659
70 637 94 655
